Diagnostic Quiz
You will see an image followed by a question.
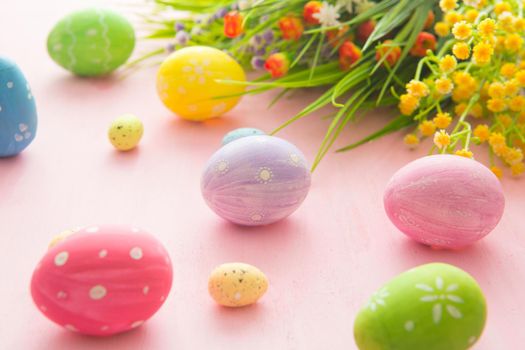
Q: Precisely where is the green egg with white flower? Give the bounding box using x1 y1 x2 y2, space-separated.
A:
47 8 135 76
354 263 486 350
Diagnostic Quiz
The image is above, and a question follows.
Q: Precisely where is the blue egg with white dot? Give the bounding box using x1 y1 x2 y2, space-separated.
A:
222 128 265 145
0 57 37 157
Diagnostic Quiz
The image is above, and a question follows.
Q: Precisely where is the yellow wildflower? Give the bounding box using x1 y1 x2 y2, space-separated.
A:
470 103 484 118
477 18 496 37
452 42 470 60
454 102 468 116
439 0 457 12
445 11 464 25
452 87 474 102
433 130 451 149
403 134 419 148
505 148 524 165
505 33 523 52
473 124 490 142
433 112 453 129
452 21 472 40
500 63 518 79
488 82 505 99
504 79 520 96
487 98 507 112
465 9 479 23
509 95 525 112
439 55 457 73
497 114 513 127
491 166 503 179
419 120 436 136
498 12 516 32
406 80 429 98
434 22 450 37
515 70 525 86
511 162 525 176
435 77 454 95
472 42 494 65
489 132 506 147
494 2 512 15
455 149 473 158
515 18 525 31
453 71 475 87
399 94 419 115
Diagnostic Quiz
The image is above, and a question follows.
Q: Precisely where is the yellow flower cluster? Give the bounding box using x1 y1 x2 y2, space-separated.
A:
400 0 525 177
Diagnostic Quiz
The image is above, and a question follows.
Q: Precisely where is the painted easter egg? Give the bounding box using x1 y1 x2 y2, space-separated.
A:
384 155 505 249
47 8 135 76
31 225 173 336
108 114 144 151
222 127 265 145
201 135 311 226
157 46 246 121
0 57 37 157
208 262 268 307
354 263 486 350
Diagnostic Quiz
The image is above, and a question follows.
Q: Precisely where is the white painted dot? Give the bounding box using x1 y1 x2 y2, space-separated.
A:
143 286 150 295
54 251 69 266
57 291 67 299
18 123 28 132
89 285 107 300
290 154 300 164
86 226 99 233
53 43 63 51
14 134 23 142
64 324 78 332
130 247 143 260
187 104 198 112
234 292 241 300
160 295 165 301
131 320 144 328
251 214 262 222
27 93 32 100
86 28 98 36
468 336 477 344
98 249 108 258
40 305 47 312
101 325 109 331
177 86 187 94
211 102 227 114
6 81 13 89
404 320 415 332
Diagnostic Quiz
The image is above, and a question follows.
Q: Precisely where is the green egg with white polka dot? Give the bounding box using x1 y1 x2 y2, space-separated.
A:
354 263 486 350
47 8 135 76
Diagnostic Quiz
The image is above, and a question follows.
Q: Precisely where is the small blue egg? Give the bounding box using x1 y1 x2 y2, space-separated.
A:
0 57 38 157
222 128 265 145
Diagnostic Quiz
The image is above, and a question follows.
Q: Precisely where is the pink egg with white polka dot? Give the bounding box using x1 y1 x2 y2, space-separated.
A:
31 225 173 336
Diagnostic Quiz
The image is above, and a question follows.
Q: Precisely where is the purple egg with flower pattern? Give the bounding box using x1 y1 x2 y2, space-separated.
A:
201 135 311 226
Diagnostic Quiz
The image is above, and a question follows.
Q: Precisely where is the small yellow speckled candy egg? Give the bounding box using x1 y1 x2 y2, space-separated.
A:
157 46 246 121
108 114 144 151
208 262 268 307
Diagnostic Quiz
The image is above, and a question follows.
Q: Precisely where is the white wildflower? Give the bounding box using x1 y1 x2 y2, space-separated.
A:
312 2 341 27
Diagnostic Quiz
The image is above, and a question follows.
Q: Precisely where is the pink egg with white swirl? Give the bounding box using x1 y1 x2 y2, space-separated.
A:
201 135 311 226
31 225 173 336
384 155 505 249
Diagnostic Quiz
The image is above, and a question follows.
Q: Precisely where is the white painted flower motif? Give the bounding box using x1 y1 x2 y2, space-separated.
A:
366 288 389 312
256 167 273 184
182 58 212 85
312 2 341 28
215 160 229 175
416 276 463 324
14 123 31 142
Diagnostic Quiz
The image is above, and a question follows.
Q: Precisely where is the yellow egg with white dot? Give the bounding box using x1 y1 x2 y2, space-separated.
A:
156 46 246 121
108 114 144 151
208 262 268 307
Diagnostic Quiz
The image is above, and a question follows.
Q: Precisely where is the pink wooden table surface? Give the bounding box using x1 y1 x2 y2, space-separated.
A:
0 1 523 349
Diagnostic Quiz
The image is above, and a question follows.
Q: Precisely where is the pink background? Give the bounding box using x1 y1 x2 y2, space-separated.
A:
0 1 523 349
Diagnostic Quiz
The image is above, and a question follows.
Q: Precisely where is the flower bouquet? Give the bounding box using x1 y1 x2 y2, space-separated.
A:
136 0 525 176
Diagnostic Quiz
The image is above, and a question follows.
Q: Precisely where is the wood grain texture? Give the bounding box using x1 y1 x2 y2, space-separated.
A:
0 1 523 349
